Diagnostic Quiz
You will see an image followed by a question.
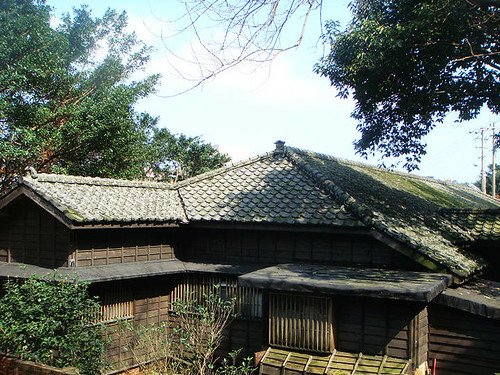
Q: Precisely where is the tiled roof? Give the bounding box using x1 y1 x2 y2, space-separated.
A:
441 209 500 241
284 147 500 278
177 153 364 227
20 173 187 223
3 143 500 278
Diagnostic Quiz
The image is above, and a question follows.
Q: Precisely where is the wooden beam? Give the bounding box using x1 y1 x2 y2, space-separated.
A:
352 352 363 374
324 350 337 374
281 352 292 375
377 355 388 375
187 221 369 235
260 347 271 364
72 222 180 230
303 356 313 375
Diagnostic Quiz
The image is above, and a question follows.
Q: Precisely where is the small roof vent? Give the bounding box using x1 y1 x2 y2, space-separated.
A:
274 140 285 157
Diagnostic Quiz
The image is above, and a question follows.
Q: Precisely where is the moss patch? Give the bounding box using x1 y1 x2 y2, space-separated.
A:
361 168 470 208
63 208 84 222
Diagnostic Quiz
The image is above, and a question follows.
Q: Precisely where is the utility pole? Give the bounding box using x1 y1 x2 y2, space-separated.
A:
480 128 486 193
493 124 496 198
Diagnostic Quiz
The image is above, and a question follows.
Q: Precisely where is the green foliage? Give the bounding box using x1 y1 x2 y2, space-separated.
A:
215 349 255 375
315 0 499 170
0 275 105 375
0 0 229 192
146 129 230 181
0 0 158 188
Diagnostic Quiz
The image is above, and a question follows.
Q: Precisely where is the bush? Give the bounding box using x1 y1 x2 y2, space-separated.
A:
0 275 105 375
127 287 255 375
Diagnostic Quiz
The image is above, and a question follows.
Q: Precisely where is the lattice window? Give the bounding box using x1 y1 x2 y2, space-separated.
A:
93 284 134 323
269 293 333 352
170 275 263 319
99 300 134 322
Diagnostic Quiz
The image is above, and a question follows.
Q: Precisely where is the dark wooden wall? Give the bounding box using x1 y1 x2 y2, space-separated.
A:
90 276 173 371
74 228 177 266
93 275 265 372
0 197 71 267
220 319 266 358
335 297 428 367
179 227 423 270
428 304 500 375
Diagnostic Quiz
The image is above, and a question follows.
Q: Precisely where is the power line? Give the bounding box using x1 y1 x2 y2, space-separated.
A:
424 137 470 171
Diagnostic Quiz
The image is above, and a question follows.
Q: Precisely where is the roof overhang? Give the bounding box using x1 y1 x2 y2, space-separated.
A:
0 186 181 230
434 279 500 319
0 259 186 282
0 260 265 283
238 263 453 302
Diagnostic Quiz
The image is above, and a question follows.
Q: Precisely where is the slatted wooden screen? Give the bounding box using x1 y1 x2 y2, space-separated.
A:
269 293 333 353
99 300 133 322
170 275 263 319
94 284 134 323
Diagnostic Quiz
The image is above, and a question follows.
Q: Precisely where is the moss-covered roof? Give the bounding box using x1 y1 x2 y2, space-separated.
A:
260 347 411 374
284 147 499 278
441 209 500 241
17 173 187 224
2 144 499 279
177 153 363 227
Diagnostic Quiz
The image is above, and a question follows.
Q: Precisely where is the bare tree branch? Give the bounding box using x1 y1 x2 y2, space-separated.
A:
159 0 323 95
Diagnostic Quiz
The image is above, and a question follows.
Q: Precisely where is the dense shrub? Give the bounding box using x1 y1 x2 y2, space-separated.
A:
0 275 105 375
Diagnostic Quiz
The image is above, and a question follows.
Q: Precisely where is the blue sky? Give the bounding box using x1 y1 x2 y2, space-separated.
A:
47 0 498 184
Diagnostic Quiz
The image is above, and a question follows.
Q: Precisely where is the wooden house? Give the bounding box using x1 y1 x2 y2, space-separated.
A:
1 142 499 374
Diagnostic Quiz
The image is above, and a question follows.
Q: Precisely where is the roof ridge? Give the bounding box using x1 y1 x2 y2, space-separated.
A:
21 173 174 189
285 147 375 226
287 146 482 190
440 208 500 214
174 152 274 188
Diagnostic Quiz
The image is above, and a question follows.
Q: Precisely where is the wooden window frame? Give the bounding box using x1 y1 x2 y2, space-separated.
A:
269 292 334 353
170 275 263 319
98 300 134 323
93 283 134 324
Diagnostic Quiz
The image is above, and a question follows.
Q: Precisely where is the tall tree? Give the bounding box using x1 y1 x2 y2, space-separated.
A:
0 0 158 190
0 0 229 192
146 128 230 181
315 0 499 170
